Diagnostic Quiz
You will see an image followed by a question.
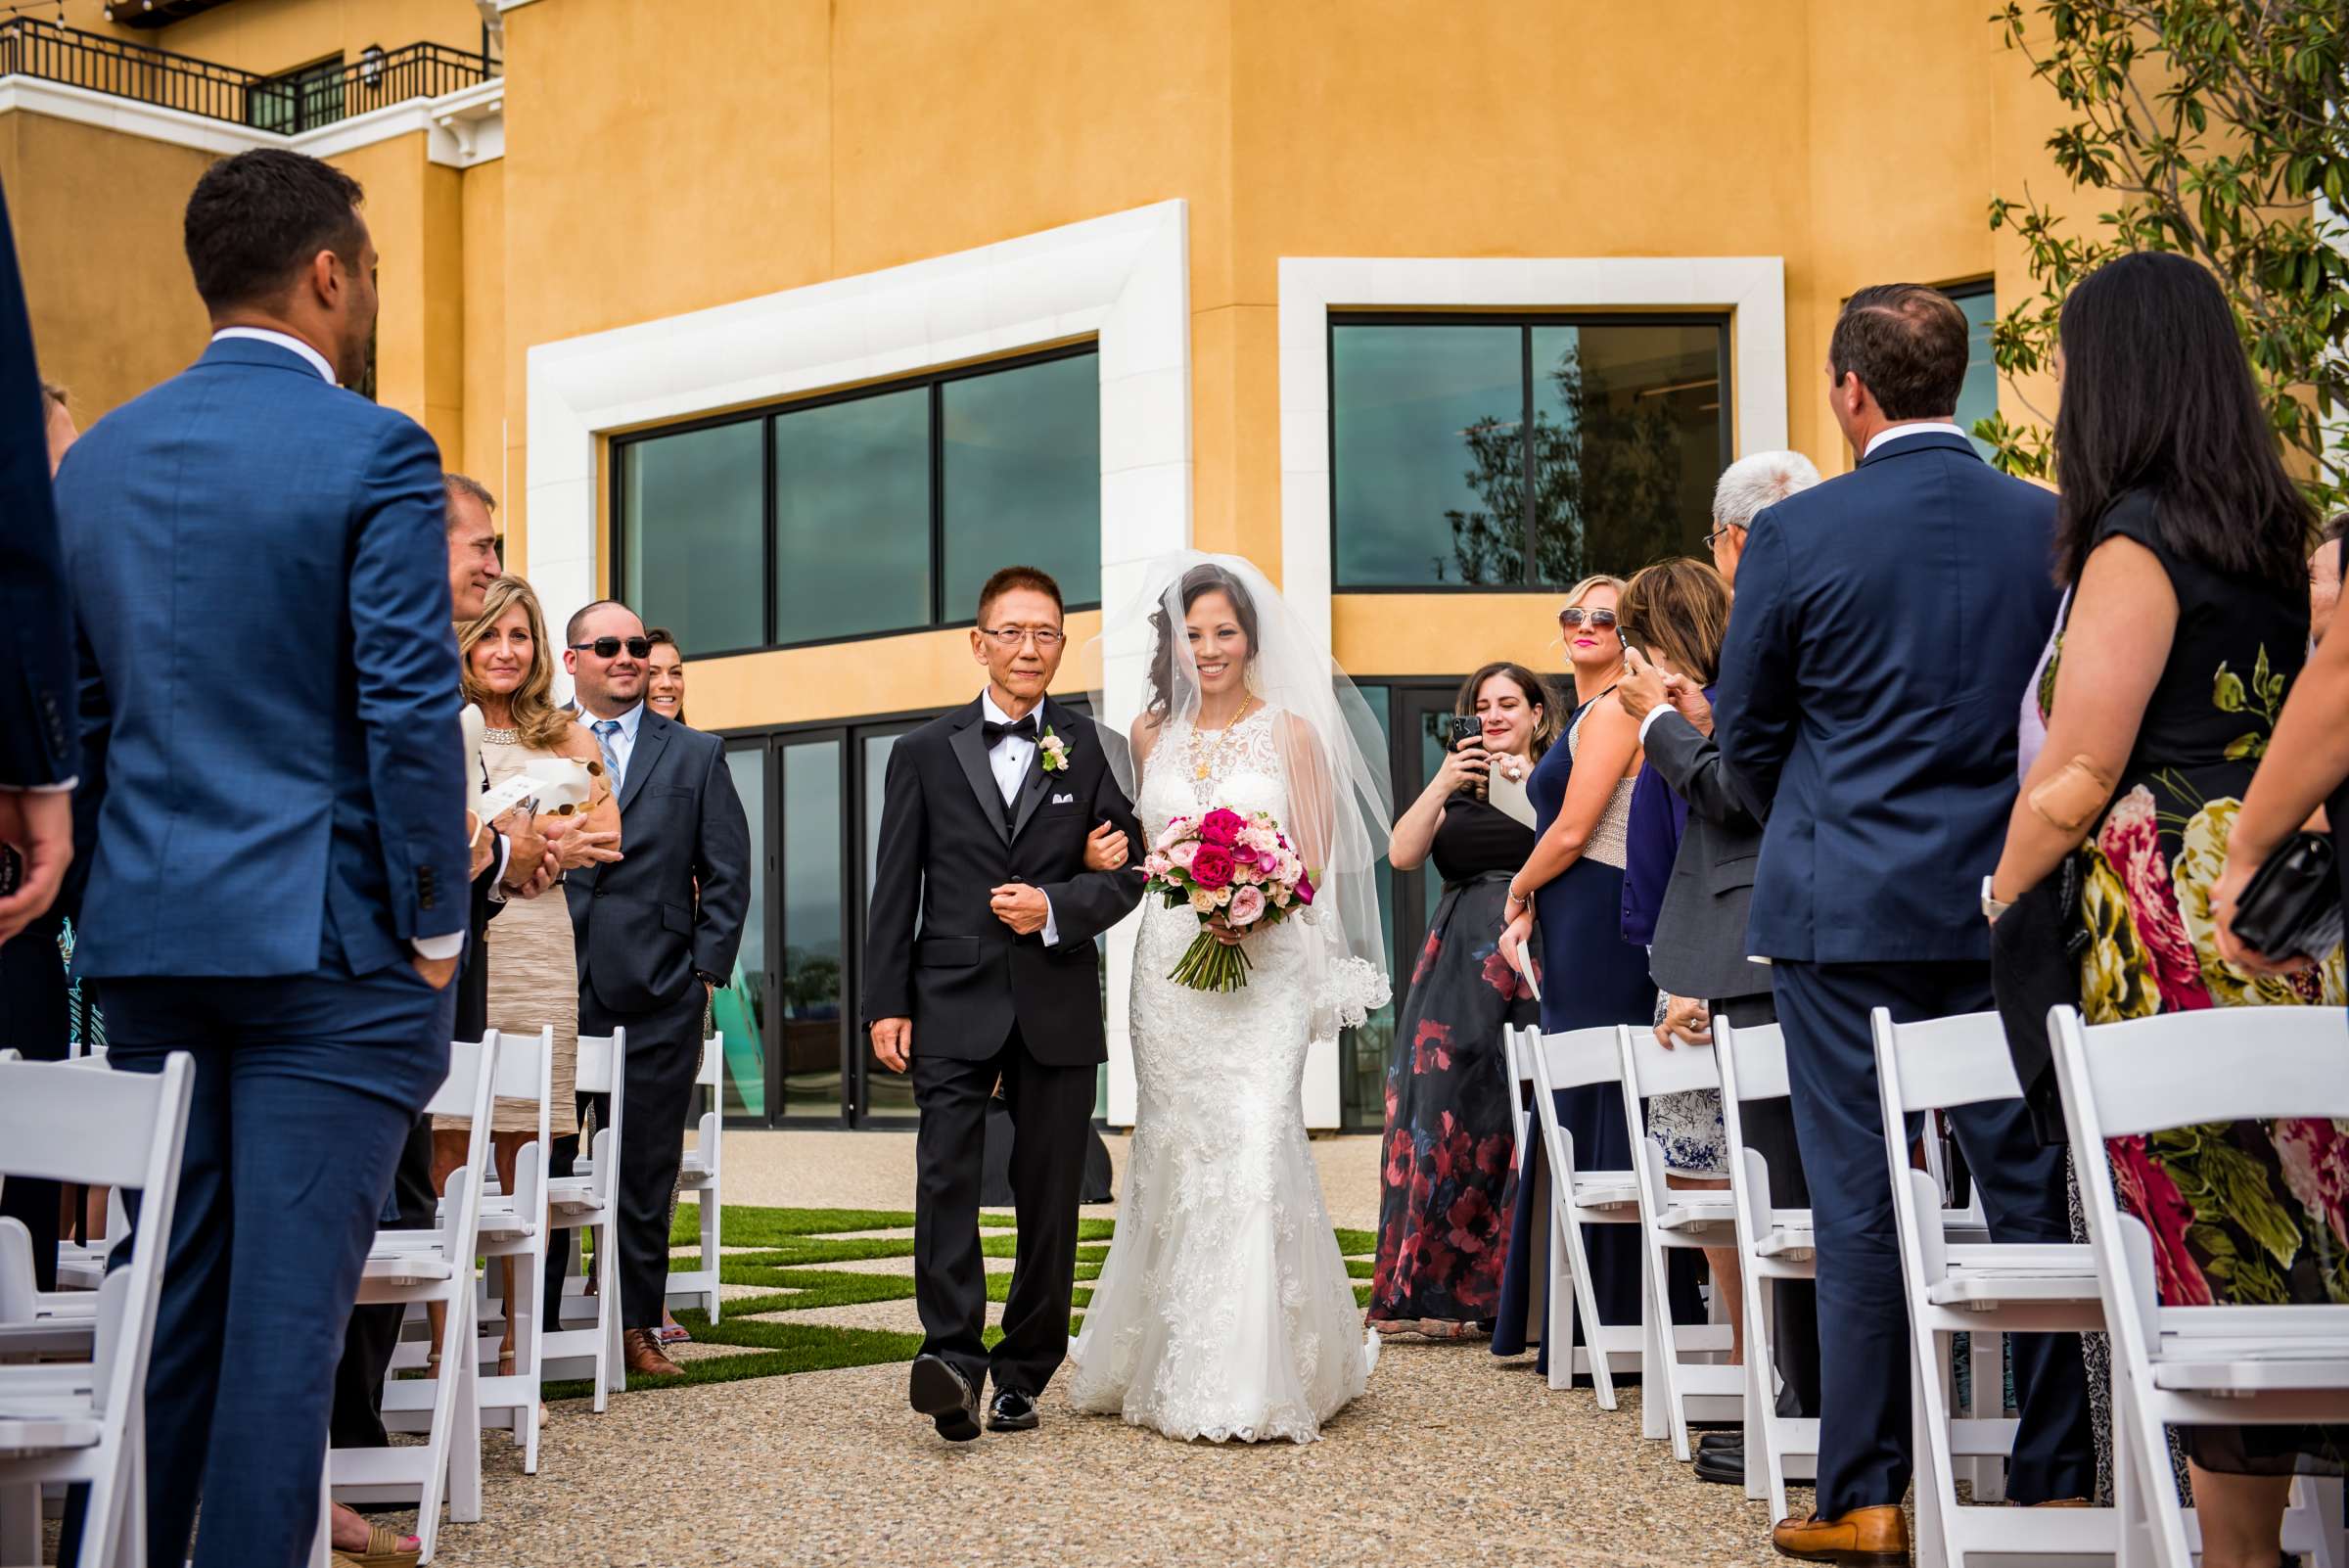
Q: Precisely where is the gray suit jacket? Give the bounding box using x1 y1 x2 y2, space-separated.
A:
1643 708 1773 1003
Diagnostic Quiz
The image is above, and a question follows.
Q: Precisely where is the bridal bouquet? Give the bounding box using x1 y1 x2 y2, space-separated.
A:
1142 807 1314 993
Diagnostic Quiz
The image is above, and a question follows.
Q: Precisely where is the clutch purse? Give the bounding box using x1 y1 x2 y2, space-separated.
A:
2230 831 2345 963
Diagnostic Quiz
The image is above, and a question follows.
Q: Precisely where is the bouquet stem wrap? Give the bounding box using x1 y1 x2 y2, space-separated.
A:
1169 932 1254 992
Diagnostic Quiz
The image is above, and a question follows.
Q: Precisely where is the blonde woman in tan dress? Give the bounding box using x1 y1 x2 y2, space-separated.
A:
431 576 622 1375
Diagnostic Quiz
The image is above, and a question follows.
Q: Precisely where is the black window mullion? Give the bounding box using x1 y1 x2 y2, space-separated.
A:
762 415 779 646
835 734 855 1126
928 384 945 626
1520 326 1538 586
764 735 785 1128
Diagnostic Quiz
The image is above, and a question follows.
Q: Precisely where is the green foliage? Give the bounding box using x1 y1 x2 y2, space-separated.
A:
1987 0 2349 512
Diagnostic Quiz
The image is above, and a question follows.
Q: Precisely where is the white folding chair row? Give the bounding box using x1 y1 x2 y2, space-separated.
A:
1615 1023 1742 1458
380 1025 557 1475
323 1033 499 1566
667 1033 725 1324
2053 1004 2349 1568
1518 1023 1692 1407
540 1029 628 1411
0 1050 194 1568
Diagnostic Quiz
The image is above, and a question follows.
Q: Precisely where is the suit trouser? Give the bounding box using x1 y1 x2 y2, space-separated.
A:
328 1116 438 1449
578 987 706 1333
0 914 69 1293
910 1023 1096 1398
1718 991 1819 1418
1773 958 2093 1516
100 965 452 1568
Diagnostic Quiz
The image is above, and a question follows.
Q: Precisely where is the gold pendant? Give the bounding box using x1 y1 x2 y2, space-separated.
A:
1194 762 1211 780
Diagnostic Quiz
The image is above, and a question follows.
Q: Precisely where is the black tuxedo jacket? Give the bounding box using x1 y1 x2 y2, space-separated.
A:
860 694 1144 1067
566 710 751 1019
0 180 76 789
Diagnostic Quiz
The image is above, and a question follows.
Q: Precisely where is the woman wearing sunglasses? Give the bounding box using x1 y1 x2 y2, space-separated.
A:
1486 573 1668 1364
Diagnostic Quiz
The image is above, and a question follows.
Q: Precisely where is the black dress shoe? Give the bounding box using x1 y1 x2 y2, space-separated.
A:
1697 1429 1739 1453
908 1354 982 1443
988 1388 1039 1432
1693 1435 1745 1486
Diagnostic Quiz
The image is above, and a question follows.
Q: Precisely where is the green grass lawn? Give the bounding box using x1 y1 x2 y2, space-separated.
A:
539 1204 1373 1399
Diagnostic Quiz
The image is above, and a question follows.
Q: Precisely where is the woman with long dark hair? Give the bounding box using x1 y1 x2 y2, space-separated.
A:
1988 250 2343 1561
1367 662 1554 1337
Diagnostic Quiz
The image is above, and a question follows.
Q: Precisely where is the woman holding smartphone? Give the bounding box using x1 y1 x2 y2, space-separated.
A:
1367 663 1556 1338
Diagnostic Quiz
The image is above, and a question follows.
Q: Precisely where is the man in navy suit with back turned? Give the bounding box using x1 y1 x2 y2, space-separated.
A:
1714 285 2093 1564
55 150 469 1568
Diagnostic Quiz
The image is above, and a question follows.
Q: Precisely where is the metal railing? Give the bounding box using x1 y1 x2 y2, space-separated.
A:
0 19 497 133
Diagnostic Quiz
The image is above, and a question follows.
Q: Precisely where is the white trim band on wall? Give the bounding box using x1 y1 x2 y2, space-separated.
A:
1274 254 1790 648
522 197 1194 1129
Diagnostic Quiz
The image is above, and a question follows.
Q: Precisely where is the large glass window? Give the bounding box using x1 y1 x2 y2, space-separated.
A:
615 346 1101 657
780 739 845 1118
717 744 768 1119
1332 317 1730 589
620 421 765 656
1948 282 1999 461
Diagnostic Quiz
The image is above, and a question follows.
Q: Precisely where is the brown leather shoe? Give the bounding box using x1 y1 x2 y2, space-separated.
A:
1772 1504 1909 1565
622 1326 684 1379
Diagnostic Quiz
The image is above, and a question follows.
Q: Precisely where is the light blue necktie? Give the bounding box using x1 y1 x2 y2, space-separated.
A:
593 718 623 793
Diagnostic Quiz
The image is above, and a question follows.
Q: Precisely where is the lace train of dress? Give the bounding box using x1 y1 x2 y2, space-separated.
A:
1067 707 1377 1443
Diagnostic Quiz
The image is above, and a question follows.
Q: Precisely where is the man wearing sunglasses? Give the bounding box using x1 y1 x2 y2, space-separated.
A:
560 598 750 1380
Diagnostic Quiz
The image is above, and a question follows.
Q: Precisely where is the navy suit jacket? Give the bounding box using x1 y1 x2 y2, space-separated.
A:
1714 431 2060 965
56 337 469 980
0 179 77 789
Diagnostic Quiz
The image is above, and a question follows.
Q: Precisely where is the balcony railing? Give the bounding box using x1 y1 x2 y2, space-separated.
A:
0 19 497 133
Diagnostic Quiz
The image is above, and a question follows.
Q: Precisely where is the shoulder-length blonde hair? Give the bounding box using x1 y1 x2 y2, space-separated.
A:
459 576 576 752
1561 573 1628 611
1454 662 1562 763
1618 558 1732 687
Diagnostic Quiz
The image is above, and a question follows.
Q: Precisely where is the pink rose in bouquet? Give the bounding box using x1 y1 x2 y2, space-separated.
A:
1140 807 1316 993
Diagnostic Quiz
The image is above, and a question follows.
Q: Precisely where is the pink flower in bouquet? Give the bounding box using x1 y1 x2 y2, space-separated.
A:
1228 886 1267 926
1154 817 1190 853
1191 845 1236 891
1143 852 1173 877
1244 825 1280 855
1295 872 1315 906
1167 840 1200 872
1198 807 1246 849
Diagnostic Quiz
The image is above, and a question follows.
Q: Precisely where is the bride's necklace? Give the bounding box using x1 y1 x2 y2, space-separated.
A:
1188 697 1261 782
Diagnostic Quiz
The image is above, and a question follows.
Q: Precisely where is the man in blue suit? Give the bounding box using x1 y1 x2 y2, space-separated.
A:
0 174 78 945
55 149 468 1568
1714 286 2093 1563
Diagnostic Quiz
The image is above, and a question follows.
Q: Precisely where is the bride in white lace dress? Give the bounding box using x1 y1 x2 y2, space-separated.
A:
1068 555 1393 1443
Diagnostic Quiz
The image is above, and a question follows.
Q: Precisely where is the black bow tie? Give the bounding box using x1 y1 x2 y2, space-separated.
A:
982 714 1039 750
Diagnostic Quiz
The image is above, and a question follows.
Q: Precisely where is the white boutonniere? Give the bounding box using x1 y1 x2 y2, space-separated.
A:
1038 726 1072 773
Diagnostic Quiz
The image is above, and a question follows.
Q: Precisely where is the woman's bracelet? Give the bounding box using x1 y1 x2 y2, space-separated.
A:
1503 886 1528 911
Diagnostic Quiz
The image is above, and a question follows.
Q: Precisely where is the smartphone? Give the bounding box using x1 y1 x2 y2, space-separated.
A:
1448 715 1488 798
0 842 19 899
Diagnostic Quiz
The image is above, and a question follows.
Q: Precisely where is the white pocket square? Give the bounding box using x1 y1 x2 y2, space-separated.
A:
1051 792 1075 805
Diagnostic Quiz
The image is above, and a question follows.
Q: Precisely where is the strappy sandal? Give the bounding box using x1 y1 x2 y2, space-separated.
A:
329 1520 420 1567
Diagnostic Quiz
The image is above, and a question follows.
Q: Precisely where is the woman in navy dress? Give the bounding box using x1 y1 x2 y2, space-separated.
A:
1489 575 1659 1362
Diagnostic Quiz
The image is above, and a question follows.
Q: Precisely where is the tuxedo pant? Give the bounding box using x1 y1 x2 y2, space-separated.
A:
0 914 69 1293
578 987 706 1333
1718 991 1819 1418
98 965 452 1568
1773 958 2093 1517
910 1024 1095 1398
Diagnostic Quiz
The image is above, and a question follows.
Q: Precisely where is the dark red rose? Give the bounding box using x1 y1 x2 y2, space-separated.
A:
1190 845 1235 891
1198 807 1246 848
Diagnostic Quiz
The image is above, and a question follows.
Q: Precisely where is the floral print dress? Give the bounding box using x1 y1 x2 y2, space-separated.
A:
2053 492 2346 1476
1367 795 1538 1326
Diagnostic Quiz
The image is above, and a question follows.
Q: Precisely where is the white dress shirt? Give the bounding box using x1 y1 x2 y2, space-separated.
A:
979 689 1059 945
1862 420 1968 460
210 326 337 385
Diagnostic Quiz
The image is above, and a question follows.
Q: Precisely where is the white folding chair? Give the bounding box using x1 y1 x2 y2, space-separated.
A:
0 1051 194 1568
542 1028 628 1410
2053 1004 2349 1568
667 1033 724 1324
1875 1008 2113 1566
381 1025 556 1474
1712 1016 1820 1520
327 1034 499 1566
1522 1024 1646 1403
1615 1023 1742 1457
1501 1021 1530 1173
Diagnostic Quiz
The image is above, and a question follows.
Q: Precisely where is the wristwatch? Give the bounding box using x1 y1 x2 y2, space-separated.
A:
1980 874 2011 923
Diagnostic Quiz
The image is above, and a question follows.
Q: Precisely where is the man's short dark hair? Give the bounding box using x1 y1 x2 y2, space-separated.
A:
443 473 496 530
565 598 633 646
1829 284 1970 421
183 149 366 315
977 566 1064 625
